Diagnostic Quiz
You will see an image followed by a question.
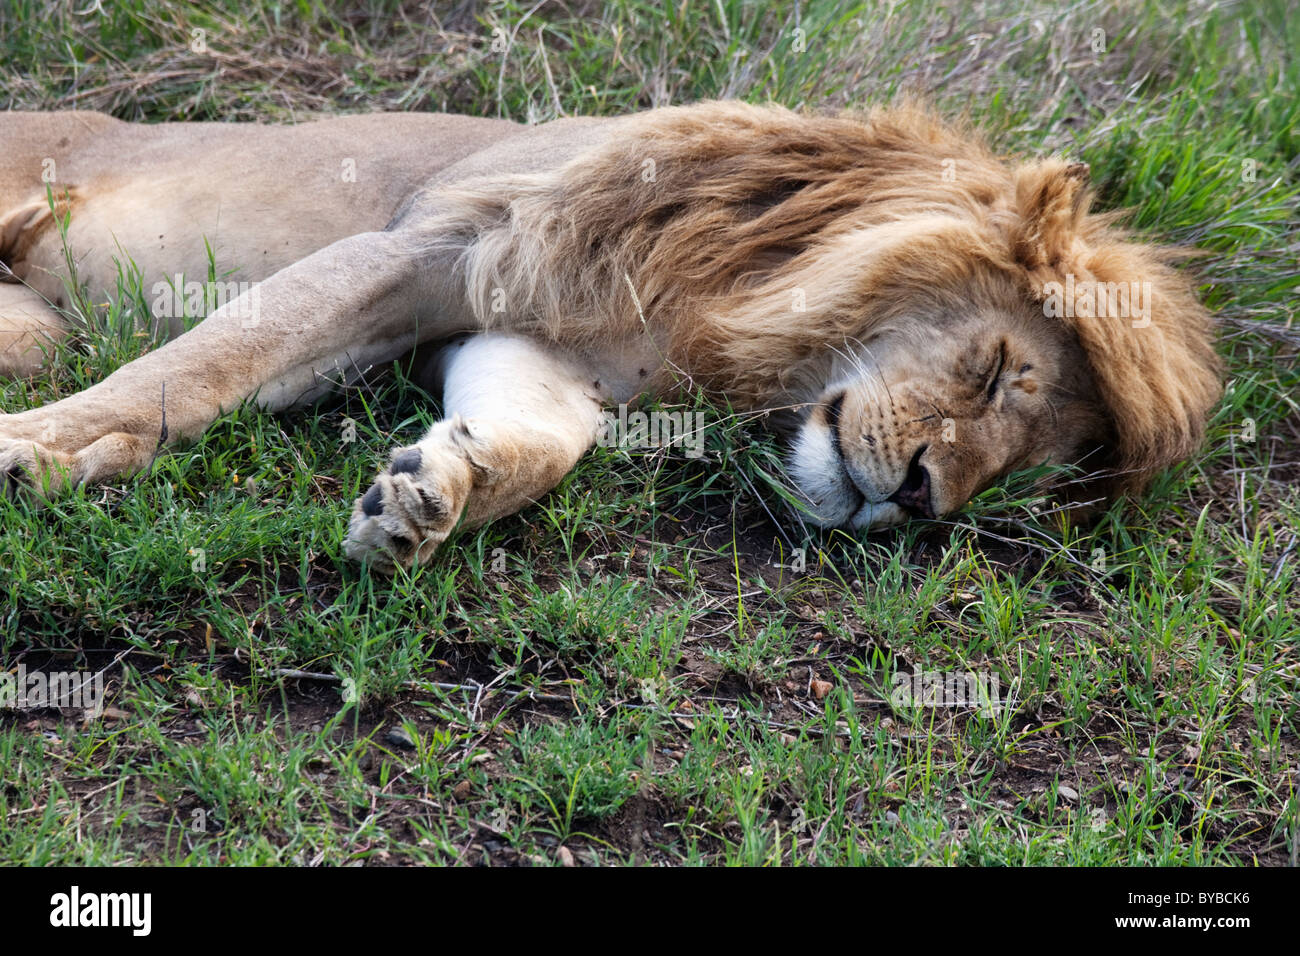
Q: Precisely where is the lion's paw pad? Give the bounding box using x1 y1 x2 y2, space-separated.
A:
343 443 469 571
0 437 70 501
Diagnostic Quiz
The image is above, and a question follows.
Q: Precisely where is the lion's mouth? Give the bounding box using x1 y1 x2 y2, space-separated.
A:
886 445 935 519
825 391 934 526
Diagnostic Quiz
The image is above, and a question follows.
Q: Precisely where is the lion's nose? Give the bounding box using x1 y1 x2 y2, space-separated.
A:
887 445 934 519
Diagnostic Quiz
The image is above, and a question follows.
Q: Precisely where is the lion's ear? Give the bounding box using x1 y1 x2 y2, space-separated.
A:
1009 161 1221 496
1011 160 1091 271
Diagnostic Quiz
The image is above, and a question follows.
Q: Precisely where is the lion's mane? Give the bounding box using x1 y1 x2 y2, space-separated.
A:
419 100 1220 493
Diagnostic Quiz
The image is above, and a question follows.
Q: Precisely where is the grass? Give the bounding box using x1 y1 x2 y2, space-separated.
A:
1 0 1297 865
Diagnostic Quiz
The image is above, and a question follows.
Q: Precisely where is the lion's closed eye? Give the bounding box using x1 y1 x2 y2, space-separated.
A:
983 340 1007 401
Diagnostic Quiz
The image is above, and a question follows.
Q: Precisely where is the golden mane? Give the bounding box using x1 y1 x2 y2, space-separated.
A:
421 100 1220 495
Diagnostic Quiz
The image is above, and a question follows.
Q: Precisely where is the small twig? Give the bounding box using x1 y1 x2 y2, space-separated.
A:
267 667 576 704
156 381 168 449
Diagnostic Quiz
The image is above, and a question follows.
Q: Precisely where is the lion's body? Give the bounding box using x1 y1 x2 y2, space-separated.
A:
0 110 581 342
0 103 1219 569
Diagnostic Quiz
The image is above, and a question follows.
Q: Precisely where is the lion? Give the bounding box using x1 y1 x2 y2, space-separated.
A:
0 102 1220 570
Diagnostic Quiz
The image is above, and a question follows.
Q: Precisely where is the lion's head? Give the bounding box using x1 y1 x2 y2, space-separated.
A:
785 293 1110 529
436 100 1222 526
772 147 1223 530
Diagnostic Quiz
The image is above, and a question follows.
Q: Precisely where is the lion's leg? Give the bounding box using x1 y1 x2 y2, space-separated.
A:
0 229 443 495
0 284 69 378
344 332 607 571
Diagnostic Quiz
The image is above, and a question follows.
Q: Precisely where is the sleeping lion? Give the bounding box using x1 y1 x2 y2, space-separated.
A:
0 102 1219 570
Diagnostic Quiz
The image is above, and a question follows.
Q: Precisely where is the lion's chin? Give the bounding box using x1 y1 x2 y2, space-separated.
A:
788 422 911 531
787 448 912 532
847 499 910 531
794 488 911 532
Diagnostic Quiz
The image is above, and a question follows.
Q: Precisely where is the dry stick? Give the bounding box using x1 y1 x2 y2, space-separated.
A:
269 667 575 704
1238 447 1250 542
1268 532 1298 583
6 646 134 714
1216 314 1300 347
265 668 974 741
1221 461 1300 475
64 70 201 101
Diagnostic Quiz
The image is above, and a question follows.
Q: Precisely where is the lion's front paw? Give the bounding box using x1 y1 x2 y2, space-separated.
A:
343 434 474 572
0 435 74 500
